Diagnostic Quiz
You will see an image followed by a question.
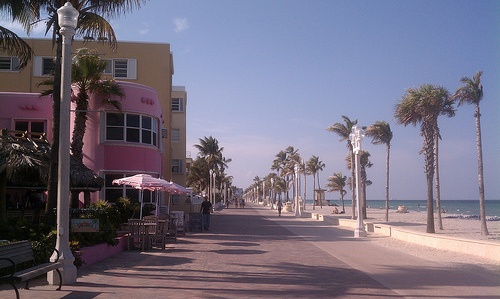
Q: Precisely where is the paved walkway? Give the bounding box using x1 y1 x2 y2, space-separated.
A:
1 203 499 298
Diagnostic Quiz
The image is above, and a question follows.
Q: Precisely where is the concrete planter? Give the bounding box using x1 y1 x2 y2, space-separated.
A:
79 236 127 267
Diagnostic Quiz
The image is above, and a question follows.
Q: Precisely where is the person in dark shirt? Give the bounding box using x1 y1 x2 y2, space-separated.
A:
200 196 212 231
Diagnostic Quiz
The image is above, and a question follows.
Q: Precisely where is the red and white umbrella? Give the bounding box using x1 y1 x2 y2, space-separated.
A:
161 181 188 194
112 174 170 191
112 174 171 218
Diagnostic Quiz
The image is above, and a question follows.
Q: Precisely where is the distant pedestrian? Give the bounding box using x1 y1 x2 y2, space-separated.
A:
240 199 245 208
277 200 283 217
200 196 212 231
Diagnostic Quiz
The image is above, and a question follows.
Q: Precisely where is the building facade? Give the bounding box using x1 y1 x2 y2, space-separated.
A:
0 39 182 207
171 86 187 187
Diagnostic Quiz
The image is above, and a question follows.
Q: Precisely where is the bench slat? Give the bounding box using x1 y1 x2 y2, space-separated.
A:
11 262 63 283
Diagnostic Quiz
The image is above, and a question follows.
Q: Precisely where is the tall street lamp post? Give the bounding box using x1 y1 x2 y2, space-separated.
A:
294 165 301 217
350 125 367 237
262 181 265 206
302 159 306 211
209 169 214 208
270 178 274 209
223 182 226 206
48 2 78 285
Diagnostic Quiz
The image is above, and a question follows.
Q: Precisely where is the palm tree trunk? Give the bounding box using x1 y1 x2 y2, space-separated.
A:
45 34 62 226
424 125 435 233
303 172 306 211
434 132 443 230
361 176 367 219
426 174 435 233
475 105 489 235
312 172 316 210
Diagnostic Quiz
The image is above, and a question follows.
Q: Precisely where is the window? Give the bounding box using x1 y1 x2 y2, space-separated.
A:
103 59 112 75
101 58 137 79
172 98 184 112
171 128 180 142
104 173 153 203
14 120 46 137
42 58 56 75
105 113 124 140
0 57 20 71
33 56 56 76
172 159 184 174
105 112 158 146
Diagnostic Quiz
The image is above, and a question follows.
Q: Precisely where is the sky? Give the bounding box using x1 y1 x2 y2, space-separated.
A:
3 0 499 201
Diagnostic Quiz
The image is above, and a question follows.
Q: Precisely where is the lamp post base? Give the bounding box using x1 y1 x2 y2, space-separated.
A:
354 228 367 238
47 258 77 284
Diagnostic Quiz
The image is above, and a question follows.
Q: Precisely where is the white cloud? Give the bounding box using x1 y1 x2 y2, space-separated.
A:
173 18 189 33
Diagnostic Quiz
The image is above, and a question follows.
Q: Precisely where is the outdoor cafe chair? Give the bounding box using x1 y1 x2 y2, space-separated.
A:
127 219 147 251
149 220 169 250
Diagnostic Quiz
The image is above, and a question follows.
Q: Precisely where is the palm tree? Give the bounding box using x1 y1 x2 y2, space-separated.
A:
272 147 298 202
186 157 209 193
0 131 51 222
194 136 230 197
453 71 488 235
394 84 455 233
194 136 224 169
0 28 34 69
359 150 372 219
306 155 325 210
38 0 145 224
39 48 124 207
327 115 358 218
366 121 393 222
253 176 262 202
0 0 40 68
346 150 372 219
284 146 300 207
326 172 347 213
69 48 123 163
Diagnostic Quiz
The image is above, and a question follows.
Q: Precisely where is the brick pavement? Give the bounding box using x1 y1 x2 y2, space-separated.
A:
1 203 499 298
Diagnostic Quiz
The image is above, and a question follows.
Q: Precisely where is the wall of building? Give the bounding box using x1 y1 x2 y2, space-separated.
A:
0 92 53 140
171 86 187 187
0 38 174 182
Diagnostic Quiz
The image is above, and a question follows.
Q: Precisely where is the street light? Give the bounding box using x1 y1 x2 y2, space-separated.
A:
209 169 215 208
270 177 274 209
48 2 78 285
350 125 367 237
294 164 301 217
262 181 265 206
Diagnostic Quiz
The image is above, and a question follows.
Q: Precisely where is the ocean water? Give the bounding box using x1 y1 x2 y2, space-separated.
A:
306 199 500 217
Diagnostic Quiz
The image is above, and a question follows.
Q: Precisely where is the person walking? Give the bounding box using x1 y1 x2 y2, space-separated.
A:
200 196 212 231
277 200 283 217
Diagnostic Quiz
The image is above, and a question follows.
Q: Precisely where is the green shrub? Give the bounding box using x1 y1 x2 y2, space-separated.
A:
69 200 119 249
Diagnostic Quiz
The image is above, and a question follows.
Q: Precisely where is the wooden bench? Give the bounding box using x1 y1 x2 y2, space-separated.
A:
0 240 63 299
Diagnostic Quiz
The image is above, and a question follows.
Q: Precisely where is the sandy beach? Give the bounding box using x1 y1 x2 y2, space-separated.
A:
364 206 500 241
312 205 500 242
305 205 500 269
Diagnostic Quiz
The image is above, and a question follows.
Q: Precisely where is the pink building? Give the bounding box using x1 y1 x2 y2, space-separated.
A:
0 81 165 207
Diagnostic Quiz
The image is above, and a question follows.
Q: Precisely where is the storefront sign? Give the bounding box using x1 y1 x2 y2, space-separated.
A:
71 219 99 233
